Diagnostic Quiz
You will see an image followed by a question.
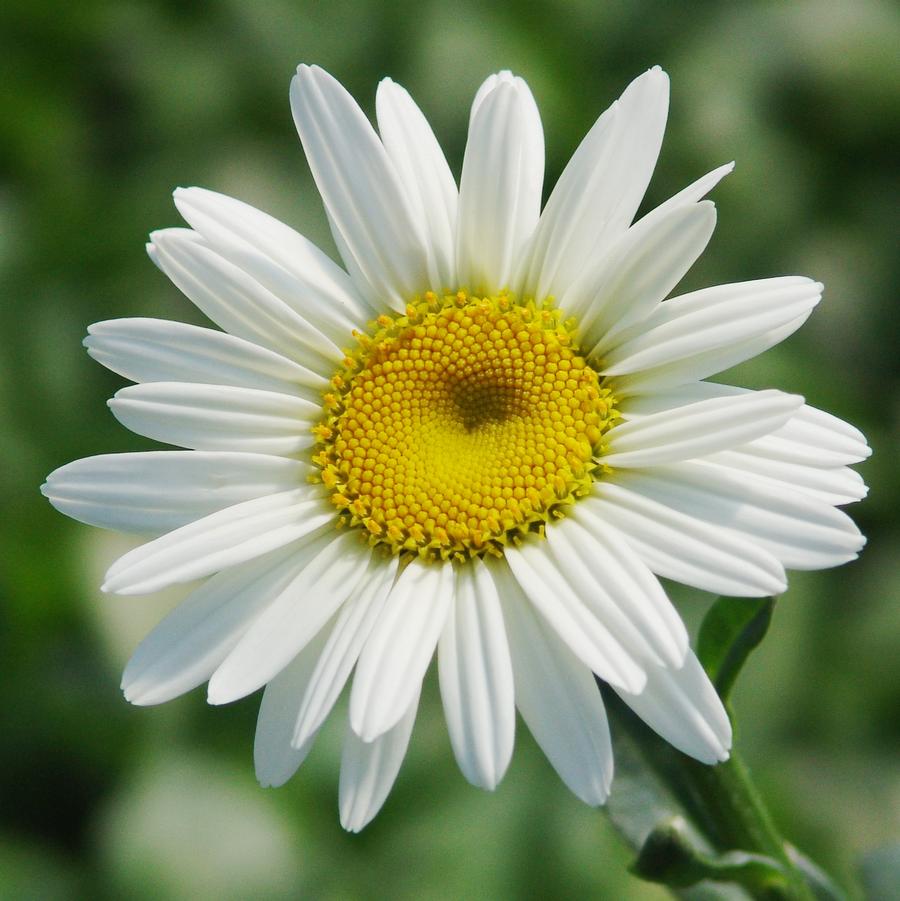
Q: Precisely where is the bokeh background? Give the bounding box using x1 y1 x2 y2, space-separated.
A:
2 0 898 898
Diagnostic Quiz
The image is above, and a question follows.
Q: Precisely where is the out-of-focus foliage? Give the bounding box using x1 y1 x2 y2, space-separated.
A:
1 1 897 898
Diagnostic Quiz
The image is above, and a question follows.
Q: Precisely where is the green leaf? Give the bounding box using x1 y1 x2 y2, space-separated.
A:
697 597 775 700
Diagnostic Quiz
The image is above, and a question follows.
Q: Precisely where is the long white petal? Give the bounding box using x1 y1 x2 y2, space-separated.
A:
339 688 419 833
565 201 716 352
173 186 377 331
603 277 822 375
611 312 812 397
636 162 734 223
102 488 333 595
438 558 515 790
121 543 311 705
109 382 319 457
603 390 803 468
290 65 428 309
254 626 330 788
549 516 688 666
350 559 454 741
613 462 866 570
489 558 613 806
85 318 325 399
291 554 399 749
42 451 307 536
620 382 871 466
503 539 648 693
376 78 457 292
704 451 867 506
521 67 669 301
584 485 787 597
615 651 731 764
148 229 340 370
207 531 371 704
456 75 543 295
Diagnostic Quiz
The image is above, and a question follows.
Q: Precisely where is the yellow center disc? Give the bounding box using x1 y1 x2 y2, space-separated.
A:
313 291 617 560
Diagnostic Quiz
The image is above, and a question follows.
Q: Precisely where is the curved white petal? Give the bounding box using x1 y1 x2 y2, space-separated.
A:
109 382 318 457
291 554 399 749
503 538 648 693
584 485 787 597
615 651 731 764
207 531 371 704
602 390 803 468
489 558 613 805
620 383 871 467
173 186 377 332
85 318 325 400
636 162 734 223
438 558 515 791
41 451 307 536
549 516 688 667
290 65 428 309
612 462 866 570
121 543 311 705
603 277 822 376
457 75 544 295
521 67 669 301
254 625 331 788
148 229 341 370
350 559 454 742
376 78 457 292
565 201 716 353
704 451 867 506
102 487 332 595
611 312 812 397
339 688 419 833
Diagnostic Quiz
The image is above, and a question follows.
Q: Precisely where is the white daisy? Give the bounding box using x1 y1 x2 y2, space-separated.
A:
42 64 869 831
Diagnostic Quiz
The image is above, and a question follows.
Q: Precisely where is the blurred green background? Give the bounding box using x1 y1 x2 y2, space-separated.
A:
2 0 898 898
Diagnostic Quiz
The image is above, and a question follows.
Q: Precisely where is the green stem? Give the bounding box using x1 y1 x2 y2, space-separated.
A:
603 688 840 900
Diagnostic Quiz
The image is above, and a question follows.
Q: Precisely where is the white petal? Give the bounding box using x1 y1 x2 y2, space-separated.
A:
102 487 333 595
636 162 734 223
85 318 326 399
42 451 307 536
612 312 812 397
620 382 871 466
173 186 376 331
376 78 457 292
254 625 331 787
339 688 419 832
615 651 731 764
438 559 515 790
109 382 319 456
613 462 866 570
583 485 787 597
121 543 311 705
549 516 689 667
578 486 787 597
602 390 803 468
489 558 613 805
603 277 821 376
291 554 399 749
503 539 648 693
290 65 428 309
564 200 717 353
704 451 867 506
456 76 544 295
207 532 371 704
148 229 341 369
521 67 669 301
350 559 454 741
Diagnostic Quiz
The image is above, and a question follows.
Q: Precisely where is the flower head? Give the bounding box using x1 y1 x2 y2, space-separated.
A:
43 64 869 831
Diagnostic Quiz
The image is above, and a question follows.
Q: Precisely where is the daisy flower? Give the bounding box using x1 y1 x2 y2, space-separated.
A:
42 64 869 831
